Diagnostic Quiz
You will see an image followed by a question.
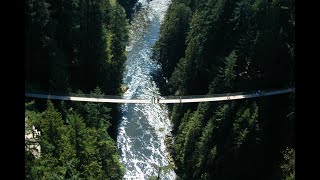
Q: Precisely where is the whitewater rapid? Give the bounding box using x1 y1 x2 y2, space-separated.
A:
116 0 175 179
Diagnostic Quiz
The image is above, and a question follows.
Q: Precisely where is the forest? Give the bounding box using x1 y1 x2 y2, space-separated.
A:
25 0 295 179
25 0 130 179
152 0 295 179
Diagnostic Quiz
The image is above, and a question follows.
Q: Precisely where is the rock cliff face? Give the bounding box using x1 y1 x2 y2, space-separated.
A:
25 117 41 158
164 133 175 168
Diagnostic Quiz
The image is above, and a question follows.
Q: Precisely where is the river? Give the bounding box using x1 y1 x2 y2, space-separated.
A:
116 0 176 179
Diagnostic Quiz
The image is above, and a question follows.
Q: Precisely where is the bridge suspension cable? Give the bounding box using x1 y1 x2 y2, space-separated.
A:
25 88 294 104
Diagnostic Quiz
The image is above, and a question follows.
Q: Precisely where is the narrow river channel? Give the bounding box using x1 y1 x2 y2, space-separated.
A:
116 0 176 179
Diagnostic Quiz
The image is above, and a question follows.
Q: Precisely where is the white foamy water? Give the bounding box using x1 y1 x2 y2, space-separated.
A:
117 0 175 179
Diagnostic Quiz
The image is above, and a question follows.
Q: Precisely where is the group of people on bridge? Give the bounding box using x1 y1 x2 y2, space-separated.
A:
152 97 160 104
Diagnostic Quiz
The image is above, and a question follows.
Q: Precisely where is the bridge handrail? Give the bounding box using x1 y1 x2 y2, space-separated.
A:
25 87 295 103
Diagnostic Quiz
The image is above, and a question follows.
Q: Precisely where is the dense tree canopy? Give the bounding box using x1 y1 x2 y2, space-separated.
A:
153 0 295 179
25 0 129 179
118 0 138 20
25 0 128 95
25 99 124 179
25 0 295 179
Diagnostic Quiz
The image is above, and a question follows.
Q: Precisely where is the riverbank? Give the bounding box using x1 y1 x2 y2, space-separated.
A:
164 132 175 168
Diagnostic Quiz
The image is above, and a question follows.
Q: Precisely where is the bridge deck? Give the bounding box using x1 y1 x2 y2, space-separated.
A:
25 88 294 104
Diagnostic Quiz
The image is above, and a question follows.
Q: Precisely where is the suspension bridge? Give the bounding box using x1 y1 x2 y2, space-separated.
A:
25 88 295 104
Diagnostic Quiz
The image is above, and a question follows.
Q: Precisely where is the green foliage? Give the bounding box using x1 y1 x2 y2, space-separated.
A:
149 164 175 180
25 149 36 180
39 101 65 156
168 58 189 95
81 87 112 129
25 0 129 178
153 3 192 79
220 50 237 90
193 118 215 177
280 147 295 180
117 0 138 19
173 109 191 168
25 0 128 95
25 100 124 179
233 102 260 150
154 0 295 179
25 1 129 177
